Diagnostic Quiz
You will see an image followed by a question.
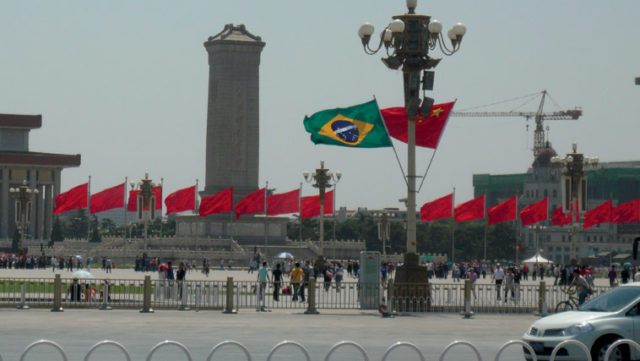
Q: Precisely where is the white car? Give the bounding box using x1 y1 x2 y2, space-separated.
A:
523 284 640 361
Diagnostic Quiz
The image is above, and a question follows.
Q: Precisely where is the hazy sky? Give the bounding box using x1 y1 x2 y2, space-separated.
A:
1 1 639 213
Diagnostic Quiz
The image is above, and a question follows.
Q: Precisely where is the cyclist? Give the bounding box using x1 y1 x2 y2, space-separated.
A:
569 268 591 305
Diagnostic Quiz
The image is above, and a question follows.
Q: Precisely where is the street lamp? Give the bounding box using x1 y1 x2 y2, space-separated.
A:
358 0 466 273
131 173 158 249
551 143 599 265
528 224 547 264
303 161 340 260
9 180 39 253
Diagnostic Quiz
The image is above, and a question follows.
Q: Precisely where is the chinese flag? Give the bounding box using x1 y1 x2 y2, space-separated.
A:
235 188 266 220
90 183 125 214
53 183 88 214
519 198 548 226
613 200 640 224
420 193 453 222
583 200 612 229
488 197 517 225
126 186 162 212
454 195 485 222
551 205 572 226
267 189 300 216
300 191 333 219
164 186 196 215
199 187 233 217
381 101 455 148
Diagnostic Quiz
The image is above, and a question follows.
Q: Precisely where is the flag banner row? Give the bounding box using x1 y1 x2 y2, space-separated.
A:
53 182 333 219
420 194 640 228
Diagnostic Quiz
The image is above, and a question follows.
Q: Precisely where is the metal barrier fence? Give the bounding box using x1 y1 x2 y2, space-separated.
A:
0 276 611 313
6 338 640 361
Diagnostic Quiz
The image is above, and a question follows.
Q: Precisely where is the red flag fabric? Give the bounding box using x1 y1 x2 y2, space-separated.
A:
128 186 163 212
300 191 334 219
420 194 453 222
454 195 485 222
267 189 300 216
487 197 517 225
53 183 88 214
583 200 612 229
164 185 196 215
90 183 125 214
572 199 581 223
381 101 455 148
519 198 548 226
199 187 233 217
613 200 640 224
551 205 572 226
235 188 266 220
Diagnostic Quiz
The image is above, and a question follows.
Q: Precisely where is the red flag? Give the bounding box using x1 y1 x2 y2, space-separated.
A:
455 195 485 222
128 186 163 212
583 200 612 229
551 205 572 226
300 191 334 219
520 198 548 226
421 194 453 222
267 189 300 216
165 185 196 215
53 183 88 214
613 200 640 224
381 101 455 148
199 187 233 217
90 183 125 214
235 188 266 220
487 197 517 225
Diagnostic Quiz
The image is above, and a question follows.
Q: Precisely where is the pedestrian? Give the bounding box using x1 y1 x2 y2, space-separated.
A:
324 266 333 291
608 265 617 287
166 262 175 280
272 263 282 301
177 262 186 298
290 262 303 301
622 266 630 284
493 264 504 300
335 264 344 292
504 268 515 302
257 262 270 302
466 267 477 299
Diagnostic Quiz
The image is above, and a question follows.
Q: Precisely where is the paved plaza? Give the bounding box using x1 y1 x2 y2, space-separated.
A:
1 308 538 361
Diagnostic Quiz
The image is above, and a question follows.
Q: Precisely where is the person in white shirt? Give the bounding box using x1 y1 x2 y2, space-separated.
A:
493 264 505 300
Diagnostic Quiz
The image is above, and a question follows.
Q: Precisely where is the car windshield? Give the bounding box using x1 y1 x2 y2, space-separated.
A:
579 287 640 312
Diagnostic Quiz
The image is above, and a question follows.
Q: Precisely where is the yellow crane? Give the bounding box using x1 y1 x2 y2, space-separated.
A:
451 90 582 160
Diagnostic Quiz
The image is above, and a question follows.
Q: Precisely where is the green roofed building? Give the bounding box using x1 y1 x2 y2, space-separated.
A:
473 145 640 265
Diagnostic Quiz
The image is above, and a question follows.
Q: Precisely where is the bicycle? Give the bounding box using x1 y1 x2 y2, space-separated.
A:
555 287 580 312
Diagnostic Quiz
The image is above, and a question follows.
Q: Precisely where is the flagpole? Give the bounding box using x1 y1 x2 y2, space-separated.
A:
264 181 269 245
299 182 303 242
87 175 91 240
159 177 164 237
451 187 456 264
124 176 128 241
194 179 199 214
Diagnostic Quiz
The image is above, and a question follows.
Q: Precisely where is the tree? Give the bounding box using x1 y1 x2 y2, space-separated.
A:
50 216 64 246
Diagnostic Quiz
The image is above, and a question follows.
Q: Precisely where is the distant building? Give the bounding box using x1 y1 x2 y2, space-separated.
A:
473 145 640 264
0 114 81 240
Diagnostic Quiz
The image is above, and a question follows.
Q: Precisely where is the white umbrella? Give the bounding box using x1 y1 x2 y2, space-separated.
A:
275 252 294 259
72 270 95 279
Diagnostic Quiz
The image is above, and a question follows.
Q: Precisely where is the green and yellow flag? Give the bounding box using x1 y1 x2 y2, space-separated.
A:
303 99 392 148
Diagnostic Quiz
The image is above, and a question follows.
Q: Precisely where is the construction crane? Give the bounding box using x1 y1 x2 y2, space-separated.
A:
451 90 582 160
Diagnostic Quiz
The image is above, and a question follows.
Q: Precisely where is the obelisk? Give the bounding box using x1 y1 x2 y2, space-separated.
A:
202 24 265 204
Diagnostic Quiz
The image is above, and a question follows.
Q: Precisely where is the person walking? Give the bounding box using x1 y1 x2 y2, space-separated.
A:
493 264 505 301
466 267 477 299
504 268 515 302
257 262 270 303
608 265 618 287
177 262 186 299
335 264 344 292
290 262 303 301
272 263 283 302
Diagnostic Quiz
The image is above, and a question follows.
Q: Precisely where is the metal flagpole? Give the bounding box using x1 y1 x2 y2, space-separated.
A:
87 175 91 240
264 181 268 245
483 193 487 261
194 179 199 214
451 187 456 264
124 176 128 240
159 178 163 237
299 182 303 242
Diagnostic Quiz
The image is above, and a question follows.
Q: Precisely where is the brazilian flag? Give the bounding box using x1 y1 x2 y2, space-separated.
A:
303 99 392 148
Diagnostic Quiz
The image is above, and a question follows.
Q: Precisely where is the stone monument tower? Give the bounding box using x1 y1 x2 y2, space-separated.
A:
202 24 265 203
175 24 287 243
